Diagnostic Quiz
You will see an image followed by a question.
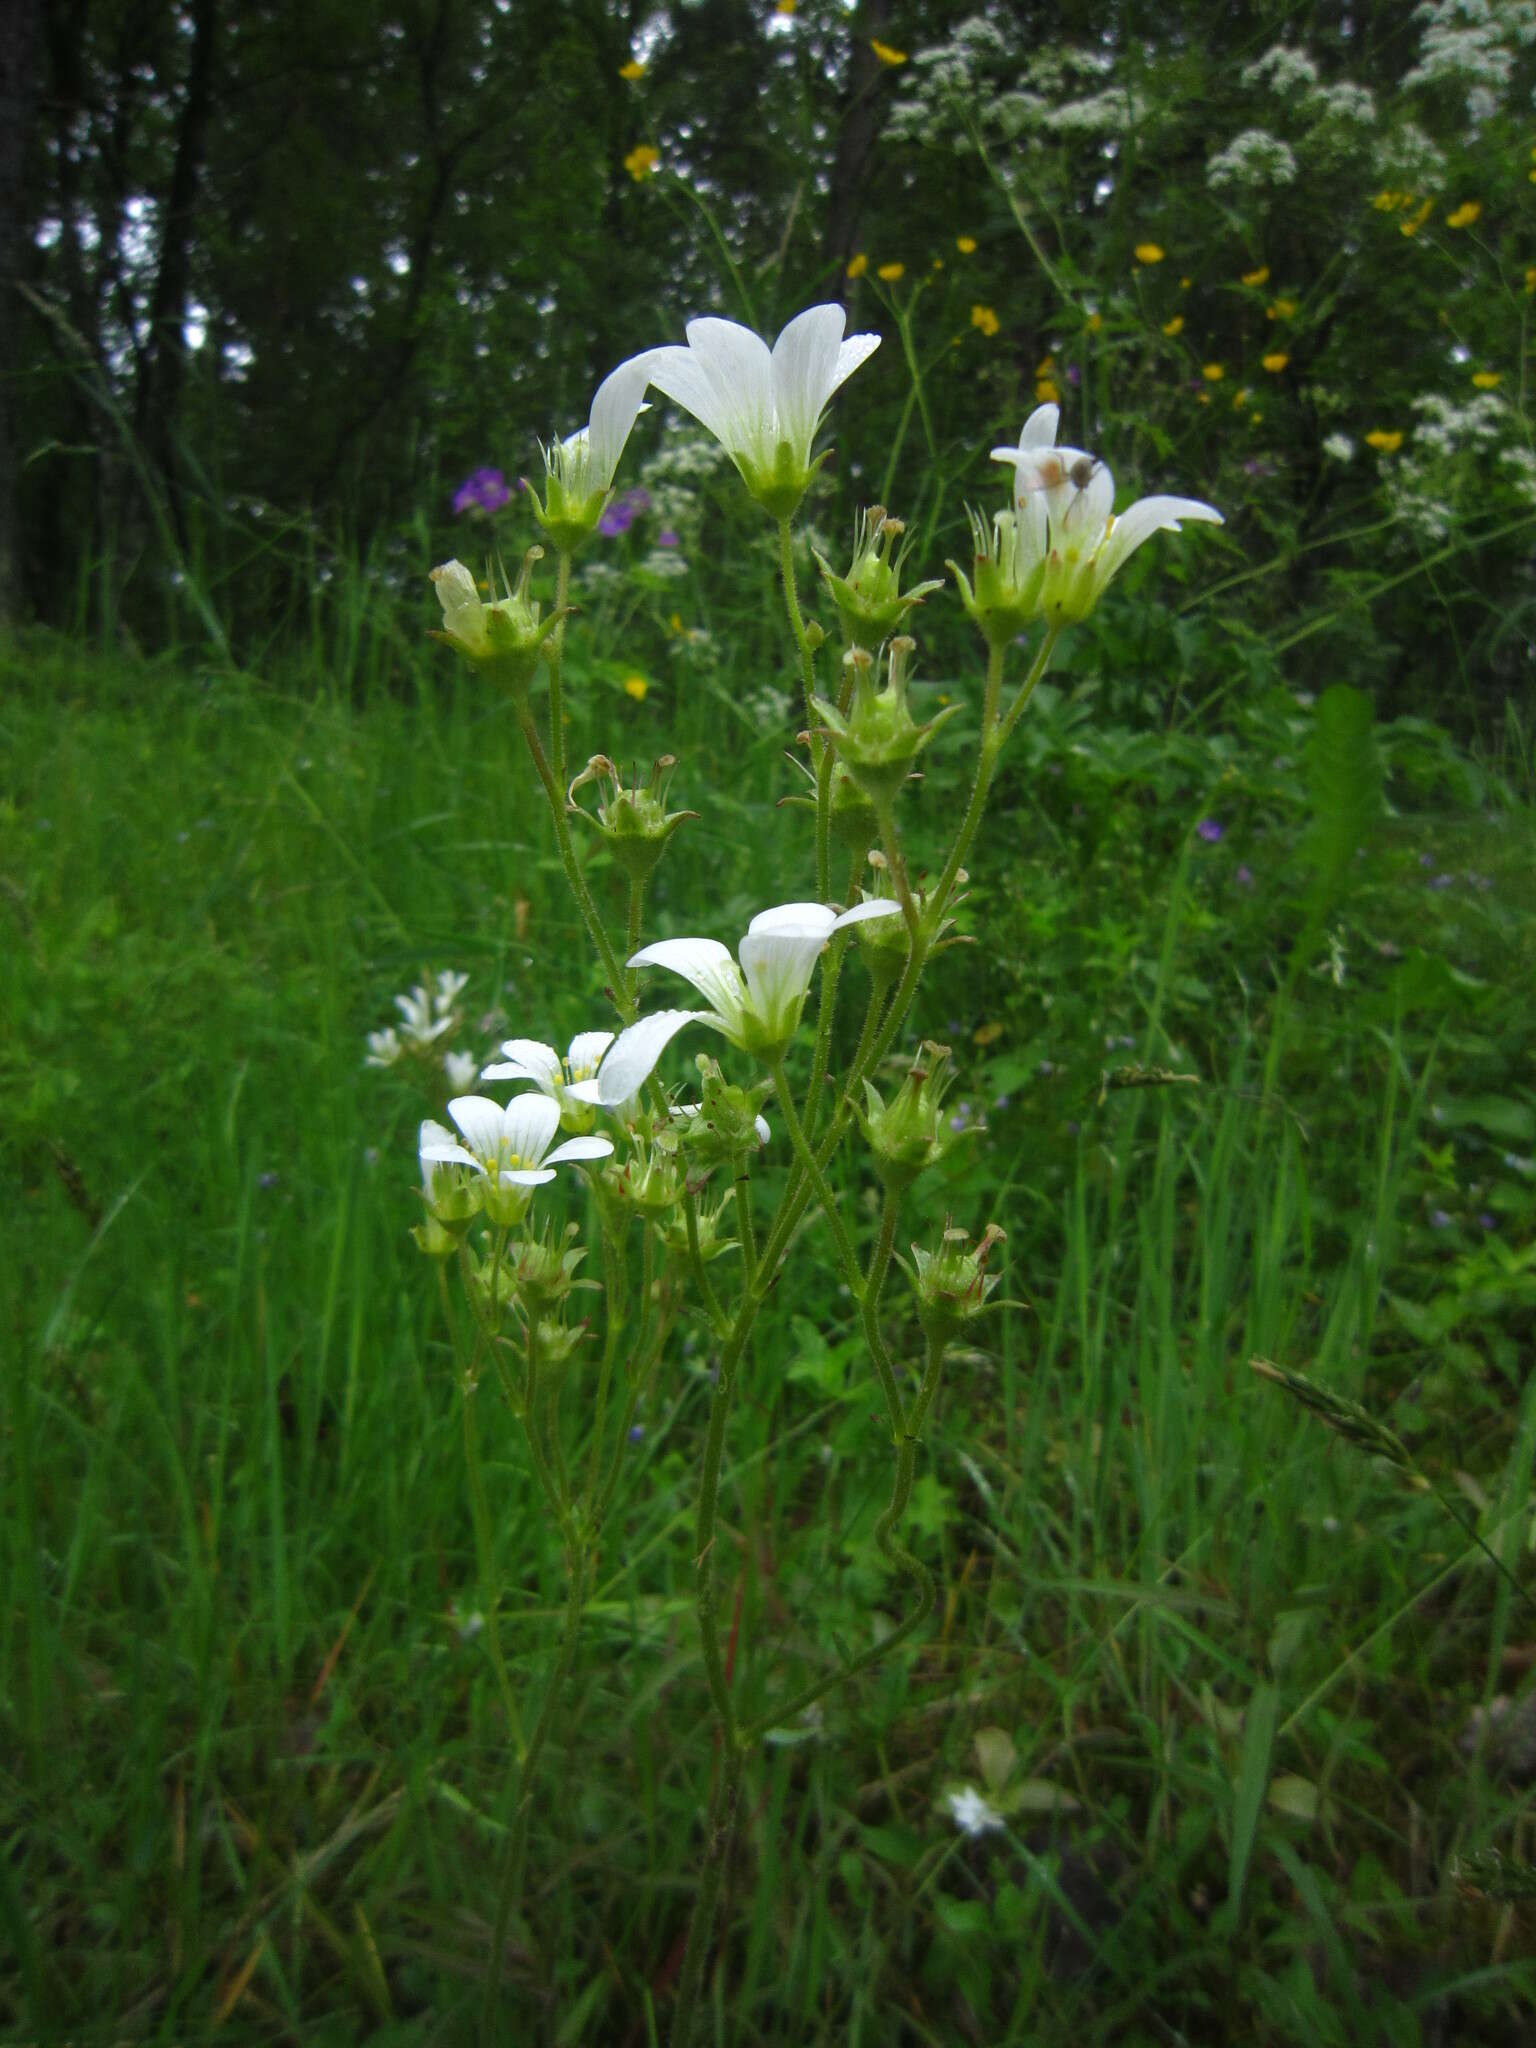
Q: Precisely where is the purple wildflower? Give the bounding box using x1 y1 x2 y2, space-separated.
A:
1429 1208 1452 1229
656 528 681 547
452 466 511 517
1235 864 1253 886
1196 818 1224 843
628 1423 645 1443
598 487 652 538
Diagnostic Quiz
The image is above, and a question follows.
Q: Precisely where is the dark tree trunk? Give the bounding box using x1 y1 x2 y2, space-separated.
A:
133 0 219 551
0 0 46 623
821 0 893 291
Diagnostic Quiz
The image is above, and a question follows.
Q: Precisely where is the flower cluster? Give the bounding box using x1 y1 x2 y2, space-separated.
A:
366 970 477 1093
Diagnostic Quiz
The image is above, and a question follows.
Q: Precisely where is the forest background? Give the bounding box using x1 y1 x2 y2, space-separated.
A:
4 2 1536 2045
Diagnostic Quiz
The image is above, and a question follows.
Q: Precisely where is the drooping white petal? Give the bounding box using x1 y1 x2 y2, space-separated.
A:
828 331 883 402
1095 494 1224 589
747 901 839 939
1061 459 1115 536
481 1038 563 1091
543 1133 615 1167
629 936 747 1021
771 305 849 465
499 1091 563 1167
564 1078 605 1107
596 1008 724 1104
448 1095 512 1162
499 1166 558 1188
586 356 654 488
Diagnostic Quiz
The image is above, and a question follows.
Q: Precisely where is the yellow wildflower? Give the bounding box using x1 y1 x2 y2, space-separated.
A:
1180 275 1191 289
1241 265 1270 286
623 675 649 702
775 0 795 13
1472 370 1502 389
1365 430 1403 454
970 304 1000 336
1036 377 1060 403
1261 352 1288 373
956 235 978 254
1400 199 1433 236
1162 314 1185 336
619 59 645 80
1134 242 1165 264
669 612 683 634
623 144 659 182
1266 298 1297 320
870 39 907 65
1445 201 1482 229
1197 392 1211 406
1371 190 1398 211
973 1021 1005 1047
1249 411 1263 425
846 252 868 279
1035 353 1055 375
1086 310 1102 332
1233 387 1249 408
1202 362 1224 382
876 261 904 281
1526 267 1536 293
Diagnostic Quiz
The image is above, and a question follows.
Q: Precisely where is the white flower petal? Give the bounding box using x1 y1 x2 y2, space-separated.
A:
586 357 653 488
499 1092 563 1167
753 1113 771 1147
827 330 882 402
771 305 848 464
830 899 904 932
629 936 746 1020
419 1119 479 1171
1096 493 1224 588
448 1094 511 1162
544 1133 615 1166
597 1009 720 1103
639 343 742 451
564 1078 605 1106
500 1167 557 1188
482 1038 562 1091
685 317 775 457
565 1030 616 1080
738 925 828 1022
747 901 838 939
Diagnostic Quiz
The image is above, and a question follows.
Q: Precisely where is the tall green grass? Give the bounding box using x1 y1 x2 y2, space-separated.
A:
3 626 1533 2044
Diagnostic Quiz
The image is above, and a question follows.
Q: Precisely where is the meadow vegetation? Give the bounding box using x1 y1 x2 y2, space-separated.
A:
5 3 1536 2043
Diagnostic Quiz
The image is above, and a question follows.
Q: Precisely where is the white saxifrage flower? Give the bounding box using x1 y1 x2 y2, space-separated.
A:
990 408 1223 626
420 1093 613 1224
531 357 654 548
480 1030 616 1133
631 305 881 516
595 899 902 1100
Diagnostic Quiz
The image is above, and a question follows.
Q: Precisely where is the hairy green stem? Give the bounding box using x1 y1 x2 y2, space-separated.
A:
546 552 573 794
776 514 830 900
516 706 631 1014
768 1055 863 1300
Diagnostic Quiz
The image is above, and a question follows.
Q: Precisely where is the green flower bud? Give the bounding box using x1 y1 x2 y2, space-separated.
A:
855 1042 956 1191
507 1221 586 1317
599 1142 684 1219
429 549 568 699
904 1223 1008 1340
812 638 960 808
669 1056 773 1172
828 763 880 861
814 506 944 650
568 754 698 884
948 507 1046 652
659 1197 739 1264
530 1317 588 1371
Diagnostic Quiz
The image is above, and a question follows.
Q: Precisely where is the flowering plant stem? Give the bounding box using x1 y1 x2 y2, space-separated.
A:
514 704 631 1012
776 515 832 901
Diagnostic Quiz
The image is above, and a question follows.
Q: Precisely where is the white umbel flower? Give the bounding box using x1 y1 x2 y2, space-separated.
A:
632 305 881 516
991 409 1223 626
595 898 902 1098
